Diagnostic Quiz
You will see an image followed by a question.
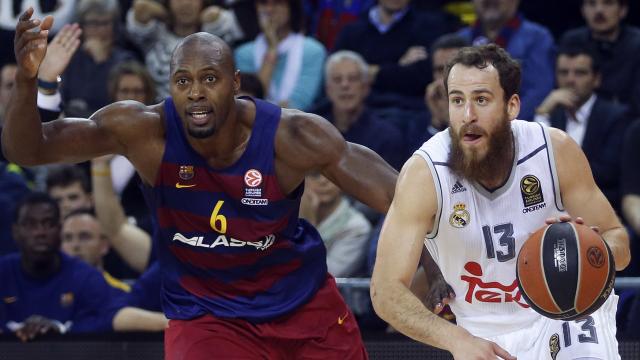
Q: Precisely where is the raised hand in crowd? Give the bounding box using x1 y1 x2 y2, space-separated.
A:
132 0 168 24
535 88 580 116
38 23 82 90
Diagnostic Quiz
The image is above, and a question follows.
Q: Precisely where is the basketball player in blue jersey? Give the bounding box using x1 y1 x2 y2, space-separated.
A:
6 9 397 359
371 44 630 360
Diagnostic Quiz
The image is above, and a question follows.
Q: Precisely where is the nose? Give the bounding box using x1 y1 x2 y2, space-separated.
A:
463 102 477 124
188 81 204 101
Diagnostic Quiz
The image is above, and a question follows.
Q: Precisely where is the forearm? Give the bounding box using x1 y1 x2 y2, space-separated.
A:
2 73 45 164
602 227 631 271
92 161 151 272
258 49 277 96
370 279 468 350
112 307 168 332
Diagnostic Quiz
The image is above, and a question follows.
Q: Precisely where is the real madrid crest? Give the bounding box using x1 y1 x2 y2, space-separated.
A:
449 202 470 228
549 333 560 360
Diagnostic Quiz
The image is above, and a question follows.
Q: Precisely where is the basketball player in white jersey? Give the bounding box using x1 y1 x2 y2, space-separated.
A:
370 44 630 360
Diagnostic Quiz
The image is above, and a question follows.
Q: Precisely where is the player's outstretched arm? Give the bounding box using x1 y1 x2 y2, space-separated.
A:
550 128 631 270
3 9 155 166
370 156 515 360
277 111 397 213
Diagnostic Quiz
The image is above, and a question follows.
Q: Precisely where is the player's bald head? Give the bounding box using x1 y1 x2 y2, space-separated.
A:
170 32 236 74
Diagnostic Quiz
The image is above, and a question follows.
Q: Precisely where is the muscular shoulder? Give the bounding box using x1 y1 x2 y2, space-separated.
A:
275 108 345 171
90 100 164 147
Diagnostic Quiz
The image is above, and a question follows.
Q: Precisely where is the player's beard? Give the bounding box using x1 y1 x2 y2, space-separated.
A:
448 110 514 186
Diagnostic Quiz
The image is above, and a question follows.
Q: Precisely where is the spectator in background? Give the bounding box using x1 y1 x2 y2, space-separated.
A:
311 50 405 170
61 209 130 292
535 45 631 213
235 0 326 110
0 164 30 256
560 0 640 117
300 173 370 277
621 121 640 275
458 0 555 120
45 165 93 220
334 0 455 108
0 193 118 340
423 34 469 141
127 0 244 99
58 0 136 117
304 0 374 51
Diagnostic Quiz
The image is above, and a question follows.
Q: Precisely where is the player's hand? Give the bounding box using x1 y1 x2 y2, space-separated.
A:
14 8 53 79
426 274 455 315
399 46 428 66
39 23 82 82
545 215 600 233
14 315 60 342
450 334 516 360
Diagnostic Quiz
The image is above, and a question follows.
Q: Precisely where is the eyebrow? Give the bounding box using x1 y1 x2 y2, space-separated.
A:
448 88 494 96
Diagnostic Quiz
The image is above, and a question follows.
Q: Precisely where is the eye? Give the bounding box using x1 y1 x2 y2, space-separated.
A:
205 75 216 83
450 97 464 105
477 96 488 105
176 78 188 86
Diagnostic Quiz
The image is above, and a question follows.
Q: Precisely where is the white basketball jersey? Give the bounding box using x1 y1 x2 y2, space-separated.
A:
415 120 566 338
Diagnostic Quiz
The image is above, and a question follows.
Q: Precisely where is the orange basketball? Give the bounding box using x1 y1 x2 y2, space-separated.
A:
516 221 615 320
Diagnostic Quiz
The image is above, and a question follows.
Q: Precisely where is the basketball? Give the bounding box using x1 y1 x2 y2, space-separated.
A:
516 221 615 321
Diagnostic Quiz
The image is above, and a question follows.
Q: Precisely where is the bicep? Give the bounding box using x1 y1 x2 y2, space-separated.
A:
374 156 437 285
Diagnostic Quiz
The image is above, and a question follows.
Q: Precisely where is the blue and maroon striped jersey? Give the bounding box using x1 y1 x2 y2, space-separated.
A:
143 97 327 323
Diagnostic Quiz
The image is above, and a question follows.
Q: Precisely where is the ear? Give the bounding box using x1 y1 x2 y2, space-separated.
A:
234 70 241 95
507 94 521 120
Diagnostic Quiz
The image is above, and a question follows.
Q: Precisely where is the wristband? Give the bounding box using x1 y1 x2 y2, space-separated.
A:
37 76 61 90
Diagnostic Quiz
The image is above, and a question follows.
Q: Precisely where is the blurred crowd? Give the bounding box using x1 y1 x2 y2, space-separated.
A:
0 0 640 340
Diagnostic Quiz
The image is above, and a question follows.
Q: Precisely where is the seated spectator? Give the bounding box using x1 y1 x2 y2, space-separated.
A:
311 50 405 170
46 165 93 220
61 208 167 331
334 0 455 108
127 0 244 99
535 45 631 213
300 173 370 277
61 209 130 292
560 0 640 117
423 34 469 141
621 120 640 275
46 164 140 278
458 0 555 120
58 0 136 117
304 0 374 51
0 163 30 256
235 0 326 110
0 193 118 340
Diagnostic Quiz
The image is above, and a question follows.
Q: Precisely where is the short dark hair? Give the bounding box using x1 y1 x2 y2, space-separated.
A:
430 33 470 56
13 192 60 225
64 207 97 222
556 45 601 73
444 44 521 101
45 165 91 194
583 0 627 6
239 73 264 99
257 0 304 33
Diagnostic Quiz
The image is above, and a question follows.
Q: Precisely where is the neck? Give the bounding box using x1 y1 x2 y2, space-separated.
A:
316 197 343 224
592 26 621 42
276 28 292 42
332 106 363 132
378 6 402 25
21 254 61 278
173 23 199 37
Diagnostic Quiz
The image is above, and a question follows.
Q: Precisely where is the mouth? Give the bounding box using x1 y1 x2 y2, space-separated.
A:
186 109 213 126
463 133 483 144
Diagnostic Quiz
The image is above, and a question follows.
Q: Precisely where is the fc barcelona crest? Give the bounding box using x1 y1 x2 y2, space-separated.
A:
179 165 195 180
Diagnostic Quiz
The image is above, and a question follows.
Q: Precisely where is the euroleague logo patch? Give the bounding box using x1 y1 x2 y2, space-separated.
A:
520 174 546 213
244 169 263 187
587 246 605 268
